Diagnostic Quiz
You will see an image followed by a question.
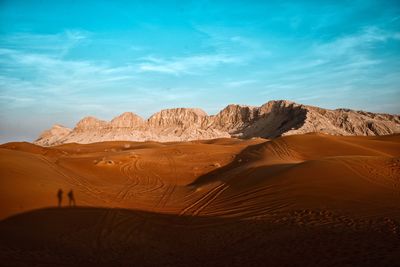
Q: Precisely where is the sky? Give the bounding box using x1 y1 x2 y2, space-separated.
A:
0 0 400 143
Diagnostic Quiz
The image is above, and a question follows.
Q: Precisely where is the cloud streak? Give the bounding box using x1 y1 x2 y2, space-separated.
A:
137 54 244 75
0 30 90 57
315 26 400 56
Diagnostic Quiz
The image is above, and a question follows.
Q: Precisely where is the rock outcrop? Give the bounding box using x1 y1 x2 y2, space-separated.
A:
35 124 72 146
75 117 108 132
211 104 259 134
110 112 145 129
34 100 400 146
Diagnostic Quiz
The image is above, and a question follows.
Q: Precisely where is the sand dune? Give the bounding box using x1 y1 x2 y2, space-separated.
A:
1 134 399 266
1 207 399 267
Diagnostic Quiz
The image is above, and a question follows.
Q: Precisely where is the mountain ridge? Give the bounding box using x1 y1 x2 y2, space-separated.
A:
34 100 400 146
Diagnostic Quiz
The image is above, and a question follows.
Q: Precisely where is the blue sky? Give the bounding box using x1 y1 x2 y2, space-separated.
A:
0 0 399 142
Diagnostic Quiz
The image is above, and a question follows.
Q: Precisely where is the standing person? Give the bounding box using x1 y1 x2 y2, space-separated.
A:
57 189 63 207
68 190 76 207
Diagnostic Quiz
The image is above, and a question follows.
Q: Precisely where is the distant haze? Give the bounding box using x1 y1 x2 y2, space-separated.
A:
0 0 399 143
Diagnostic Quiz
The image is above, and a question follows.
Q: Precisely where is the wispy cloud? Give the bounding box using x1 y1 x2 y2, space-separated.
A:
315 26 400 56
194 25 271 57
258 26 400 79
135 27 268 76
0 30 90 57
248 25 400 112
0 30 222 126
0 95 35 103
224 79 257 88
0 48 137 97
137 54 244 75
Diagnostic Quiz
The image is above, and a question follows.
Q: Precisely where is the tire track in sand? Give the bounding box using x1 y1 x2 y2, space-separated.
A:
179 182 229 216
154 153 177 209
38 155 106 203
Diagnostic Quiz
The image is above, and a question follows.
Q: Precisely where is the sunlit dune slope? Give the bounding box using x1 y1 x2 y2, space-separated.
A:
0 134 399 221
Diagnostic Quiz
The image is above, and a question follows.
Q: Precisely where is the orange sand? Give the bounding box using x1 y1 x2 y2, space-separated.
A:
0 134 399 266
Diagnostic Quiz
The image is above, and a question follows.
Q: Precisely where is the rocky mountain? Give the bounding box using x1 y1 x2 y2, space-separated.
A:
35 124 72 147
34 100 400 146
110 112 145 129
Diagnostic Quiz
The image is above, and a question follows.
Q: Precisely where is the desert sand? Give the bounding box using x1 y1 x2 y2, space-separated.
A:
1 134 400 266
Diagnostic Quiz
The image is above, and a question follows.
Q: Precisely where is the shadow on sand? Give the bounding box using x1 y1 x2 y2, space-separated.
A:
189 140 298 187
0 207 399 267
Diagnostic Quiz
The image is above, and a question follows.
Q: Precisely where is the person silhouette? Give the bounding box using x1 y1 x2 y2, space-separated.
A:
57 189 63 207
67 190 76 207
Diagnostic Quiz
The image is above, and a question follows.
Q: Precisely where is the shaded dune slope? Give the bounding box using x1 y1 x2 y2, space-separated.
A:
1 207 399 267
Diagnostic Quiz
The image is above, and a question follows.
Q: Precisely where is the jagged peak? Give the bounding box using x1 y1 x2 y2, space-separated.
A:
262 99 297 107
222 104 254 110
38 124 71 136
110 112 144 128
113 112 143 119
111 112 144 122
75 116 108 130
51 124 70 130
34 123 72 146
148 108 208 119
77 116 104 123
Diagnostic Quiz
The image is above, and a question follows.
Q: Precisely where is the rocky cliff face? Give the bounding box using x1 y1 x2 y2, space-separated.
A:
75 117 108 132
110 112 145 129
34 100 400 146
211 104 259 134
35 124 72 146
